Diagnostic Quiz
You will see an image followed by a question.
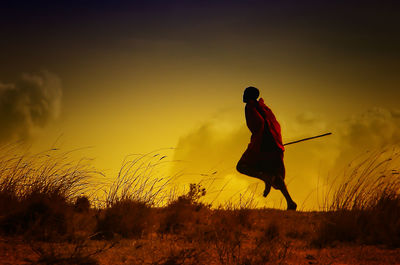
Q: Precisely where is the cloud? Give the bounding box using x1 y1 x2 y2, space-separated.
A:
333 107 400 167
390 109 400 118
171 106 400 209
170 113 255 205
0 71 62 143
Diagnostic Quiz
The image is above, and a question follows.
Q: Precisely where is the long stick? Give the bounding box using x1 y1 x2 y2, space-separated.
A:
283 132 332 146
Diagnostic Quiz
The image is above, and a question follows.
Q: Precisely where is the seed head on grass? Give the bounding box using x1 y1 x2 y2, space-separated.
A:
104 152 172 207
97 152 173 239
0 145 101 241
314 148 400 247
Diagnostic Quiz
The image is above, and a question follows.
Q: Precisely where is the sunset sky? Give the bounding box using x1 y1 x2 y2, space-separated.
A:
1 0 399 209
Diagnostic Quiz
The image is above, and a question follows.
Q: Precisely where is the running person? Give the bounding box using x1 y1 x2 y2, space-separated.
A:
236 86 297 210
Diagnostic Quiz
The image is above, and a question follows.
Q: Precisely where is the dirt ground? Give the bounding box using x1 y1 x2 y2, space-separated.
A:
0 210 399 265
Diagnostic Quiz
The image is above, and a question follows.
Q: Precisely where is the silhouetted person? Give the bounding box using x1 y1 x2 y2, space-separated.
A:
236 86 297 210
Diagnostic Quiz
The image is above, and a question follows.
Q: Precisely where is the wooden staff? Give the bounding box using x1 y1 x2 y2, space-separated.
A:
283 132 332 146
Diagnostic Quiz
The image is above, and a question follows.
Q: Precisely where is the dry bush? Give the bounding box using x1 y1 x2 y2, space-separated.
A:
314 148 400 247
68 199 98 240
95 199 152 240
74 196 91 213
158 183 210 235
1 192 71 240
96 152 172 239
0 145 99 241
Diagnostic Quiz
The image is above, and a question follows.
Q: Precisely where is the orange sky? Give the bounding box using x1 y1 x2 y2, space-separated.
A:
1 1 399 209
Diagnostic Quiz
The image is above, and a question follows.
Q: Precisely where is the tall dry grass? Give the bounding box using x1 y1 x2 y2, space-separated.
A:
0 144 101 240
95 152 174 239
0 145 96 205
315 148 400 247
103 151 172 207
0 145 294 264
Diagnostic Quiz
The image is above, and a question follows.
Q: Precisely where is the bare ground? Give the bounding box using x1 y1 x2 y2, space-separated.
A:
1 209 399 265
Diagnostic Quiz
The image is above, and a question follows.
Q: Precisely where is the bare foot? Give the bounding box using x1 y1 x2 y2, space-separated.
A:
287 201 297 211
263 185 271 197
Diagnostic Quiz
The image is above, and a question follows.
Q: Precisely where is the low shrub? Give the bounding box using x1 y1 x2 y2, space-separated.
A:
0 192 71 241
0 147 98 241
95 199 152 240
158 183 210 234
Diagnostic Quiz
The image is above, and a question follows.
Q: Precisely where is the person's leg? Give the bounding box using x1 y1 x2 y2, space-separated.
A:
236 161 254 176
237 161 272 197
263 181 271 197
274 155 297 210
273 176 297 210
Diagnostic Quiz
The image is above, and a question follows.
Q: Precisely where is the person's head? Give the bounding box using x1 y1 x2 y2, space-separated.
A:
243 86 259 103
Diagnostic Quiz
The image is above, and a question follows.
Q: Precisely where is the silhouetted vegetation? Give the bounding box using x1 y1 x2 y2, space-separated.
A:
0 146 98 241
158 183 210 234
314 149 400 247
95 199 152 240
1 145 399 264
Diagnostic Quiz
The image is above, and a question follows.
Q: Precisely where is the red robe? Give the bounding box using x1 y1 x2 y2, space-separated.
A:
238 98 285 178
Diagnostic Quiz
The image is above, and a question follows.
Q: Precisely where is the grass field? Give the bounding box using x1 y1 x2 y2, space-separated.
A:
0 145 399 264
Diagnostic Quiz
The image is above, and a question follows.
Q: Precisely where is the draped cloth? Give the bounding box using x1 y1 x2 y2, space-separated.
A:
237 98 285 187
